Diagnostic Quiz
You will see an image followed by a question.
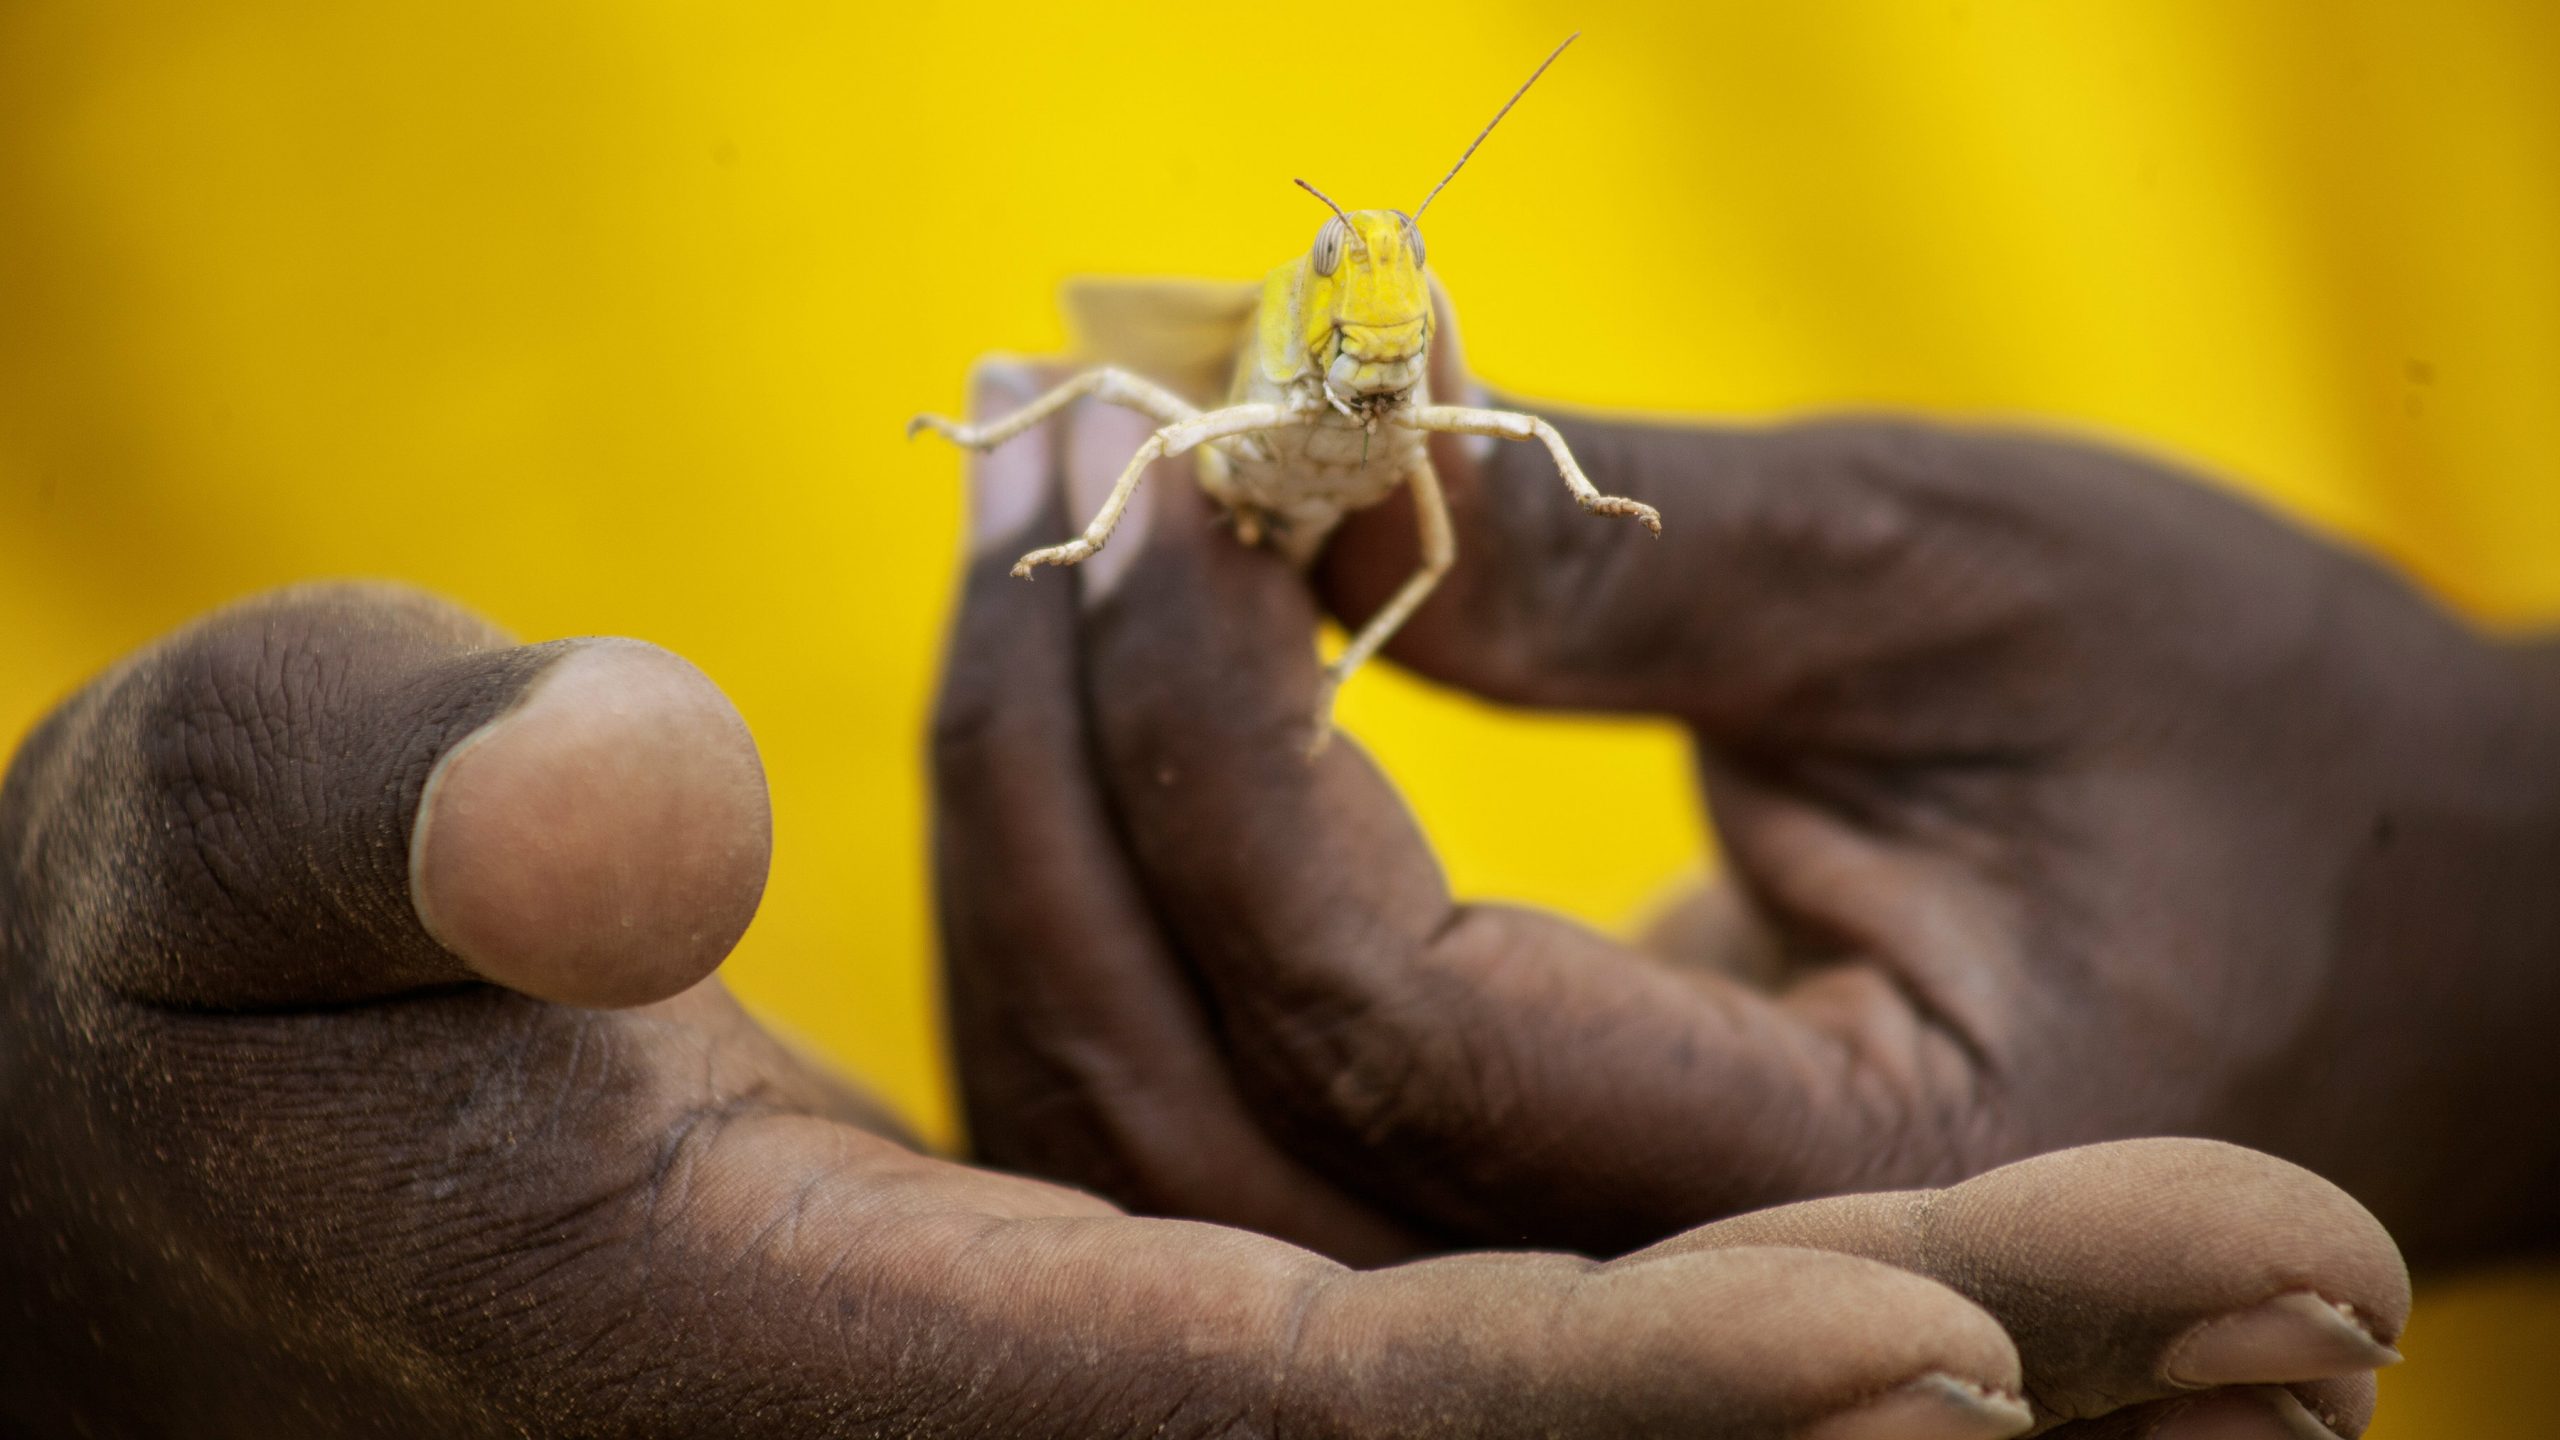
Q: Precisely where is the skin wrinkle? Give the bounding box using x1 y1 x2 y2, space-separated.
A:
1799 976 1981 1194
85 599 568 1010
1265 1266 1341 1440
1337 981 1488 1167
1743 801 2016 1066
1695 778 2016 1173
166 1012 568 1278
537 1013 602 1141
75 1016 539 1432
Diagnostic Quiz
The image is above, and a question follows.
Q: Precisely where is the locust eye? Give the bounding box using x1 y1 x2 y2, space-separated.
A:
1397 211 1425 266
1312 216 1347 276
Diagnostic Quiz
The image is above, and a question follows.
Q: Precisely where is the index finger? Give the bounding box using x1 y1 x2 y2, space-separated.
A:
930 362 1423 1262
1318 290 2254 750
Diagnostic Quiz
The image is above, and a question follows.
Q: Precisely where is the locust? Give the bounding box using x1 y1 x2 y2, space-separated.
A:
909 35 1659 750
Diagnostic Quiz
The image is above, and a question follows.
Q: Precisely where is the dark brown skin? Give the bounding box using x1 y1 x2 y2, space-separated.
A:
0 345 2454 1437
940 307 2560 1270
0 586 2407 1440
936 317 2560 1430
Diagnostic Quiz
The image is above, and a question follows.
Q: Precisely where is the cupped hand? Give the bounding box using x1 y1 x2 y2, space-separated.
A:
13 583 2336 1440
939 304 2560 1274
936 340 2498 1424
933 363 2421 1436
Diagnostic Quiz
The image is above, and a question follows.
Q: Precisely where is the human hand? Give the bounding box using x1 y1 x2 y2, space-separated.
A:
0 585 2110 1439
931 363 2426 1436
938 308 2560 1273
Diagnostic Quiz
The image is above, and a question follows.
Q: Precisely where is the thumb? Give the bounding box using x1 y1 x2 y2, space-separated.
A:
2 583 769 1009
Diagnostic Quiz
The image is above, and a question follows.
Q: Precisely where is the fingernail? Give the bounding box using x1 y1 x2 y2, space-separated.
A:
1801 1374 2033 1440
2148 1387 2345 1440
2165 1294 2400 1389
410 642 772 1009
1067 402 1159 604
967 361 1046 554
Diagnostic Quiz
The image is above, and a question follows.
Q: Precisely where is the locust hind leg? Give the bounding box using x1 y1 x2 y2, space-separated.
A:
1409 404 1663 535
1307 452 1454 756
907 366 1198 450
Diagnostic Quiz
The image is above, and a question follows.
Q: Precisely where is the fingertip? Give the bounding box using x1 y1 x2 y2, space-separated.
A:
1915 1139 2407 1425
1422 275 1486 416
1064 401 1170 606
966 361 1048 556
410 641 771 1009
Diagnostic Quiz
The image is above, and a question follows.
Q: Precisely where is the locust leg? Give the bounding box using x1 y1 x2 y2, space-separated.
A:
1409 405 1663 534
1306 451 1455 755
906 366 1198 449
1013 403 1302 578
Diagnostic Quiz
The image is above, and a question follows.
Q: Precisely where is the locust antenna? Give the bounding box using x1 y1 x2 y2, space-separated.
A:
1414 32 1578 222
1293 177 1368 257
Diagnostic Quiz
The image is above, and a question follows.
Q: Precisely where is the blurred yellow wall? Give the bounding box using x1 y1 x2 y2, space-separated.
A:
2 3 2552 1431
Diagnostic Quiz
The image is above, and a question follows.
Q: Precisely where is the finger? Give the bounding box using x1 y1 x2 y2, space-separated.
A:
1070 404 1999 1249
439 1108 2031 1438
4 584 768 1008
18 892 2023 1438
1323 289 2218 745
736 1162 2032 1439
930 363 1423 1262
1631 1139 2408 1434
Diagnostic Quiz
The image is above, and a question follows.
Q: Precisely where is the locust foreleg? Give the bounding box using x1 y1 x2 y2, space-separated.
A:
1012 403 1301 579
1409 405 1663 534
907 366 1199 449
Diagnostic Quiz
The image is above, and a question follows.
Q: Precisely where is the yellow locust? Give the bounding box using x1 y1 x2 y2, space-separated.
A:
910 36 1660 749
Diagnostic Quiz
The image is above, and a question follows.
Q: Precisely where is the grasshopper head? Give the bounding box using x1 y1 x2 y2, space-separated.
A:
1279 33 1575 404
1300 206 1431 400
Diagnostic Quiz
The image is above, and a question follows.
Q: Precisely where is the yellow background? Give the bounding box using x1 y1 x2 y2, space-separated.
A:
2 2 2552 1431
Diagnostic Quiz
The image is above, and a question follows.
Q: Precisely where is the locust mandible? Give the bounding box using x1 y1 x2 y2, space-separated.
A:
910 35 1660 750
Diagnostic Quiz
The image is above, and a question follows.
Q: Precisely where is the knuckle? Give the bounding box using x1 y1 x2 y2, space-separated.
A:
137 605 365 963
1303 1011 1431 1148
1749 420 1938 572
1251 967 1510 1171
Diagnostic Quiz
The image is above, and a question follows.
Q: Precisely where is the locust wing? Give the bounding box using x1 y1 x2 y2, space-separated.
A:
1061 277 1262 409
